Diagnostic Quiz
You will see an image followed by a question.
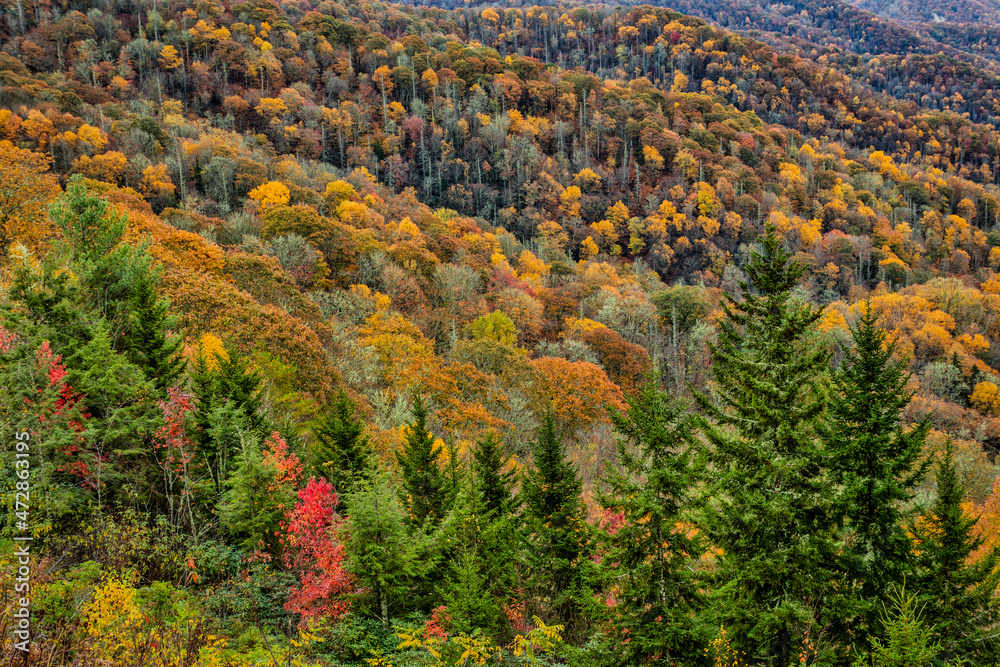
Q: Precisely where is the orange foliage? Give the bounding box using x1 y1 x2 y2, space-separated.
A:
528 356 626 432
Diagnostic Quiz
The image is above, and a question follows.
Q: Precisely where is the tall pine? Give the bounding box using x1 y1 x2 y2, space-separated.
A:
396 394 446 527
824 304 930 644
521 410 592 640
472 431 515 518
599 381 709 666
126 270 186 390
912 441 1000 665
312 388 373 499
695 225 839 666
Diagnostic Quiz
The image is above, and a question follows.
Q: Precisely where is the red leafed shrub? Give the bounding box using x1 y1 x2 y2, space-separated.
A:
283 477 352 625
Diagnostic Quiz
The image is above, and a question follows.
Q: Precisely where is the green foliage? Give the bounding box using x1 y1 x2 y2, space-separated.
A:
49 175 156 329
824 304 932 645
311 388 373 501
472 432 515 518
521 410 593 640
344 473 423 630
599 381 710 665
695 225 839 667
851 585 960 667
396 394 446 528
125 269 186 390
911 441 1000 665
218 435 290 552
651 284 710 332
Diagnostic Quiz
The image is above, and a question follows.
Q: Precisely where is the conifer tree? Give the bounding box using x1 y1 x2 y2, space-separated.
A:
521 410 592 638
695 225 838 666
49 175 154 329
600 381 709 666
472 431 515 518
311 388 373 499
126 270 186 390
912 441 1000 665
344 473 422 630
824 304 931 642
396 394 446 527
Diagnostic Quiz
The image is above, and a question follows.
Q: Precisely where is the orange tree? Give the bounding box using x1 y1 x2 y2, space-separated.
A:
0 140 59 258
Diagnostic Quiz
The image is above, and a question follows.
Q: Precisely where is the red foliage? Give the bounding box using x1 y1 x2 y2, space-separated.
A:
154 388 195 471
31 341 93 486
283 477 353 625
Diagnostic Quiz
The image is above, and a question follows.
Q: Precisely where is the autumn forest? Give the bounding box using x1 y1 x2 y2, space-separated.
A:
1 0 1000 663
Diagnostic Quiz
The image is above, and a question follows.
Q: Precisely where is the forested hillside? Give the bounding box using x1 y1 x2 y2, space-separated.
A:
1 0 1000 664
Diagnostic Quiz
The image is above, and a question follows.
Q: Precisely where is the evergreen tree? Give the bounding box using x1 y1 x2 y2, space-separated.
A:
49 175 154 330
472 431 515 518
344 473 422 630
824 304 931 643
125 270 186 390
396 394 446 527
599 381 709 666
521 410 592 639
191 345 265 495
852 584 961 667
311 388 373 499
912 441 1000 665
440 477 507 637
695 225 839 666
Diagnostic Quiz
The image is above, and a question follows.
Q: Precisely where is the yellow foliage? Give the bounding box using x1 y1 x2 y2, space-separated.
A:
73 151 128 185
140 163 176 199
248 181 290 211
970 381 1000 415
0 141 60 256
324 179 356 209
563 317 608 339
159 44 183 69
643 145 664 171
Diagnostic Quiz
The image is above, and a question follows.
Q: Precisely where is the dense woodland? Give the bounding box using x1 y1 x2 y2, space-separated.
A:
1 0 1000 664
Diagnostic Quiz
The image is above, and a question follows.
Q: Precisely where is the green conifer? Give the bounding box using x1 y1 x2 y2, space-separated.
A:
125 271 186 390
599 381 709 665
472 431 515 518
824 304 931 643
311 388 373 500
396 394 446 527
521 410 592 639
695 225 838 666
912 441 1000 665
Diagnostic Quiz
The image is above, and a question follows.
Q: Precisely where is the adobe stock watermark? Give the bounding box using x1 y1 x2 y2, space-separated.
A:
11 430 32 654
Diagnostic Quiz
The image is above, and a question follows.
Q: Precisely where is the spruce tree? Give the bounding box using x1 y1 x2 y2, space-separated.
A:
912 441 1000 665
472 431 515 518
126 270 186 390
824 304 931 642
344 473 422 630
396 394 446 527
521 410 592 639
599 381 709 666
311 388 373 499
695 225 838 666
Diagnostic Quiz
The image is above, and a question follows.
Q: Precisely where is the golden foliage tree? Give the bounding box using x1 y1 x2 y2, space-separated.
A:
0 140 60 257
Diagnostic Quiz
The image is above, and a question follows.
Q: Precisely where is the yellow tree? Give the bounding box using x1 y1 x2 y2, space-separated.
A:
0 141 60 258
248 181 290 213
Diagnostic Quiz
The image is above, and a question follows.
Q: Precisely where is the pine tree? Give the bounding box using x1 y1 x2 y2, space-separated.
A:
125 270 186 390
472 431 515 518
695 225 838 666
396 394 446 527
344 473 422 630
521 410 592 639
599 381 709 666
824 304 931 643
852 584 959 667
311 388 373 499
912 441 1000 665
